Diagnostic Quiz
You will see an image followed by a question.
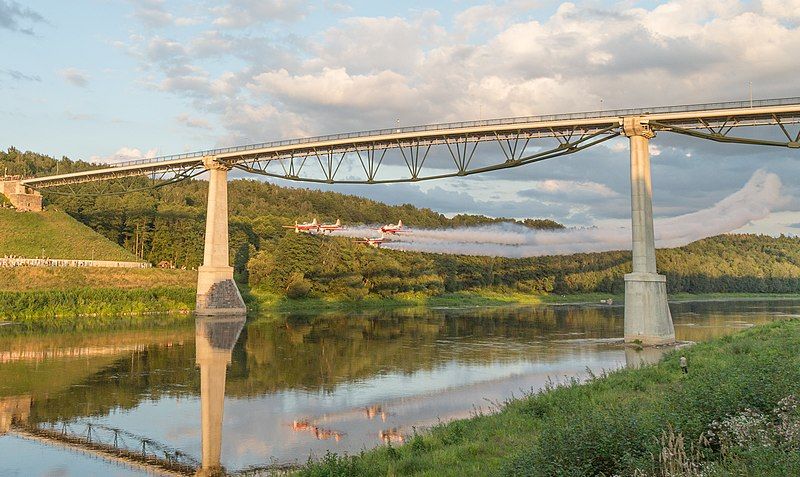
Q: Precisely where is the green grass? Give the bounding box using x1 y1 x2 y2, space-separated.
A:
0 266 196 292
251 288 800 313
0 287 195 330
0 207 137 260
248 288 552 312
300 319 800 476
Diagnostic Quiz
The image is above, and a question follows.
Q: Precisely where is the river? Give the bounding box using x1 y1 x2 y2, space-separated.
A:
0 299 797 476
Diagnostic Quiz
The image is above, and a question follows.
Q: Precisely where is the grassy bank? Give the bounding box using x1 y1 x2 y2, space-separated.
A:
250 288 800 313
0 208 138 261
0 267 197 330
248 289 551 312
0 287 195 330
0 266 196 292
301 319 800 476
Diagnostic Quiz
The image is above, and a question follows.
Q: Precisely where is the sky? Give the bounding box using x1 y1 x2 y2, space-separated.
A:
2 0 800 235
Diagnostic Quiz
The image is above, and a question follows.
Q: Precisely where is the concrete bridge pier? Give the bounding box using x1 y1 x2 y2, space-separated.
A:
623 117 675 345
196 157 246 316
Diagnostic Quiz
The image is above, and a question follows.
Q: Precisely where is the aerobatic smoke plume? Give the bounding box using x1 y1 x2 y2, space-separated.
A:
333 170 788 258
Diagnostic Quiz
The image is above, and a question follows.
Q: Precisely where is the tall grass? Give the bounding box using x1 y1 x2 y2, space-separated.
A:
0 287 195 330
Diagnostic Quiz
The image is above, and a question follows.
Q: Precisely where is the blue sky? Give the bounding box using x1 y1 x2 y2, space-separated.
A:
2 0 800 234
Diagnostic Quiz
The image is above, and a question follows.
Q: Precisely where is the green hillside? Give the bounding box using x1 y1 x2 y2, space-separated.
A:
0 207 139 261
247 233 800 300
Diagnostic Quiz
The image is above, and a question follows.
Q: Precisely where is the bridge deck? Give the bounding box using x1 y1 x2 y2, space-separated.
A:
20 97 800 189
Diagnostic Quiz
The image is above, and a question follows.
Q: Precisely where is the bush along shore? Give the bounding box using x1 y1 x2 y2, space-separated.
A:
300 319 800 477
0 287 195 331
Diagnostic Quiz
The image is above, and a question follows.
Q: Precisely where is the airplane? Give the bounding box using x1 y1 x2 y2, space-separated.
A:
379 220 409 235
319 219 343 234
354 234 388 248
282 218 319 234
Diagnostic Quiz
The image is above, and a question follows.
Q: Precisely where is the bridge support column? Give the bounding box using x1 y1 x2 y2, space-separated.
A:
196 157 246 316
623 117 675 345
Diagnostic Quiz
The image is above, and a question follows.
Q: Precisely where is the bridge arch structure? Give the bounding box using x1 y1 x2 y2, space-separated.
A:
18 97 800 345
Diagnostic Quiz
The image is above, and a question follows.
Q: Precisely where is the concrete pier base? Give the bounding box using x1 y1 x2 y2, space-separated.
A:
624 272 674 345
195 157 246 316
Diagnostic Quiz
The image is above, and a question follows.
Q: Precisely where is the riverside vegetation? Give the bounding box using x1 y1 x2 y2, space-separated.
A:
300 319 800 477
3 147 800 325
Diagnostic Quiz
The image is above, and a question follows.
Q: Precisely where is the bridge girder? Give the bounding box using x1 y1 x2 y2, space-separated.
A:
18 97 800 192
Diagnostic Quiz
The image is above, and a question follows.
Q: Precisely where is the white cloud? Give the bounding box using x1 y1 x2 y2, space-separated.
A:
176 113 212 130
90 147 158 164
59 67 89 88
212 0 308 28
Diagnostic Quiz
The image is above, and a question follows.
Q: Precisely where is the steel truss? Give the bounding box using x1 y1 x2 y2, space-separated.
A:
37 164 205 197
19 98 800 195
232 124 621 184
651 113 800 148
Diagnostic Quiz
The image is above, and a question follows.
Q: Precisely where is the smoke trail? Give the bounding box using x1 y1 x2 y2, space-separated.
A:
332 170 788 258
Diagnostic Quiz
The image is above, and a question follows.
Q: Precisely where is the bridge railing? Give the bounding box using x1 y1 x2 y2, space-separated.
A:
111 96 800 169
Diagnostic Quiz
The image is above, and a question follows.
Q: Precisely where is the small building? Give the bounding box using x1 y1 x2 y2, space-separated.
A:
0 178 42 212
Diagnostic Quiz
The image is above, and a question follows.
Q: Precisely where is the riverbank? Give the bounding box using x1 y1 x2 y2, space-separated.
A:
3 276 800 330
250 289 800 313
0 267 197 330
300 319 800 476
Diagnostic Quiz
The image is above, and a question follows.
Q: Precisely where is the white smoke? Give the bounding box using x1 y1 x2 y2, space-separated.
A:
332 170 789 258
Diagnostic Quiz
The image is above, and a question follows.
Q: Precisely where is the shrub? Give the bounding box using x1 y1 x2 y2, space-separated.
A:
285 272 312 299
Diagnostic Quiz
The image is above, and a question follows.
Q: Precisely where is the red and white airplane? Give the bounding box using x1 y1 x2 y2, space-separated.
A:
319 219 343 234
283 218 319 234
379 220 409 235
354 234 388 248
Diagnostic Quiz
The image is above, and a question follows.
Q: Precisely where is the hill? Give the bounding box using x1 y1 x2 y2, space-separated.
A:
0 207 139 261
247 233 800 300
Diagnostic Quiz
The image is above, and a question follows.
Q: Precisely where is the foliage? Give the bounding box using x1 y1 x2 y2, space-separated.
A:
0 287 194 330
0 148 563 277
247 232 800 301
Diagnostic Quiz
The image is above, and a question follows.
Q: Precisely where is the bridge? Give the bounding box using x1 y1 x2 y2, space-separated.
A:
9 97 800 345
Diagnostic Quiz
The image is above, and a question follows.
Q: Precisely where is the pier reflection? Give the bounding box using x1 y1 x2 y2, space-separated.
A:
195 315 245 477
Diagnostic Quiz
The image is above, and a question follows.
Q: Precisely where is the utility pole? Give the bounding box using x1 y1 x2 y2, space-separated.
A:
749 81 753 108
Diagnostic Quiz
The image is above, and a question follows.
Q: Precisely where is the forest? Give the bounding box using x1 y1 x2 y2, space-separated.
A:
4 147 800 300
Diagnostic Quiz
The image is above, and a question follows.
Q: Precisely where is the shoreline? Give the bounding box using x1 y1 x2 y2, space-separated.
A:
2 287 799 331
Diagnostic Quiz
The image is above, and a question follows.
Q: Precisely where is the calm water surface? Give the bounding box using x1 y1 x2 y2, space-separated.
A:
1 300 798 476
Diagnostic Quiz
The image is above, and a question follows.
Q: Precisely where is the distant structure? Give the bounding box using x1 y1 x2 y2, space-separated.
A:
0 176 42 212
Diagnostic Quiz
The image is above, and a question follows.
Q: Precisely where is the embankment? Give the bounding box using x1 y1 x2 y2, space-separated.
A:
0 267 196 330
